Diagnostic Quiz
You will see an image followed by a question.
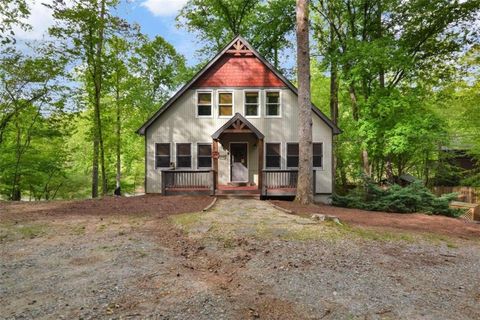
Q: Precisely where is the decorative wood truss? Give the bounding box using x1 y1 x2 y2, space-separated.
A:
211 113 264 139
226 39 253 56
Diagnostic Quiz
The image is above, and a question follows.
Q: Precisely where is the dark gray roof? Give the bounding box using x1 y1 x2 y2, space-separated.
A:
211 113 265 139
137 35 341 135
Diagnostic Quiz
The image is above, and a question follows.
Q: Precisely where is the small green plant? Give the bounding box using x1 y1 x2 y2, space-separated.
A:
16 224 48 239
332 180 463 217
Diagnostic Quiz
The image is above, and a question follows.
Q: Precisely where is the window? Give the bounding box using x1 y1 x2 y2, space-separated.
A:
197 91 212 117
266 143 281 168
244 91 259 117
155 143 170 168
197 143 212 168
266 91 280 116
286 143 299 168
218 92 233 116
176 143 191 168
313 143 323 167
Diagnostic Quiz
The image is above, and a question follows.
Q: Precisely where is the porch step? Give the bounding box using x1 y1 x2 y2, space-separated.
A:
227 182 251 187
215 194 261 199
215 189 260 195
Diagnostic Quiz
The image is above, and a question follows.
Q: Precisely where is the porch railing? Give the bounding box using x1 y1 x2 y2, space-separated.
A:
261 169 316 196
161 170 215 195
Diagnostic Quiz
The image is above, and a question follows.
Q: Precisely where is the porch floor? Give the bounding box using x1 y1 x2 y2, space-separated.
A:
217 185 259 191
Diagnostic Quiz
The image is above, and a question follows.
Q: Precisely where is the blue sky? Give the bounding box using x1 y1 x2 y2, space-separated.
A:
14 0 204 66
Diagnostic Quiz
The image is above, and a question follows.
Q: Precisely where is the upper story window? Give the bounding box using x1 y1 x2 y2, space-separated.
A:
266 91 280 117
197 91 212 117
176 143 192 168
197 143 212 168
313 143 323 168
155 143 170 168
218 92 233 117
266 143 281 168
244 91 259 117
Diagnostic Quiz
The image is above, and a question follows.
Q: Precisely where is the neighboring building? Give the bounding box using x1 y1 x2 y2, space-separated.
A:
137 36 341 201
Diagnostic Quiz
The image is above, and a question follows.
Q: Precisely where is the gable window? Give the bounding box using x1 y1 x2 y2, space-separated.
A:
197 143 212 168
155 143 171 168
244 91 259 117
176 143 191 168
266 143 281 168
286 143 299 168
313 143 323 167
218 92 233 117
266 91 280 117
197 91 212 117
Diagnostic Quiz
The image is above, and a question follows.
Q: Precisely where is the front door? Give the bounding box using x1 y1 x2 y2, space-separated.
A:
230 143 248 182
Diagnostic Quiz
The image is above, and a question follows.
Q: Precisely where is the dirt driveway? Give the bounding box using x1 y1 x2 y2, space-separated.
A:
1 197 480 319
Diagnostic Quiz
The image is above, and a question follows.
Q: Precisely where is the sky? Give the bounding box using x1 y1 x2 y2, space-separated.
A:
13 0 204 66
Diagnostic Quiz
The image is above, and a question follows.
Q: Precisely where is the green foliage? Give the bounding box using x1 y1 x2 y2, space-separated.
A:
332 180 462 217
177 0 295 67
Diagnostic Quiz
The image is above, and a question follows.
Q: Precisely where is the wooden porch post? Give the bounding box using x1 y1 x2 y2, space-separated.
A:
258 138 264 191
213 139 219 189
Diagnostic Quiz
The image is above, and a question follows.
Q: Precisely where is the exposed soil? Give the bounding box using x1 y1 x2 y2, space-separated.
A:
1 197 479 319
0 194 213 221
271 200 480 240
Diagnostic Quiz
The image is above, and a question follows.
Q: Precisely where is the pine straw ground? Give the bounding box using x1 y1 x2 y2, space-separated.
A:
1 196 479 319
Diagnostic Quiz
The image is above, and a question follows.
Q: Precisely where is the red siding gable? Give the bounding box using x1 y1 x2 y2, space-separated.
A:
193 55 286 88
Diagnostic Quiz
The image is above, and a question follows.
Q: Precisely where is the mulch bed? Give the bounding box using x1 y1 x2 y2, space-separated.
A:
271 200 480 240
0 195 212 221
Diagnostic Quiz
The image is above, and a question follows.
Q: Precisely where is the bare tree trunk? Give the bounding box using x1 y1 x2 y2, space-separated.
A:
115 68 121 193
295 0 313 204
92 0 107 197
329 21 339 193
92 129 99 198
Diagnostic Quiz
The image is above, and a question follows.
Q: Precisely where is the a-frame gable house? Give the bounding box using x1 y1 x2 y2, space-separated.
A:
138 35 340 201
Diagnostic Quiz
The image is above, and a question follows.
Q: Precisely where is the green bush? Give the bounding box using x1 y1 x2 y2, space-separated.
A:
332 180 463 217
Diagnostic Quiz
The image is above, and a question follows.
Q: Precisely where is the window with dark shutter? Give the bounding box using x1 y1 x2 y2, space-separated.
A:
286 143 299 168
313 143 323 167
176 143 191 168
197 144 212 168
155 143 170 168
266 143 281 168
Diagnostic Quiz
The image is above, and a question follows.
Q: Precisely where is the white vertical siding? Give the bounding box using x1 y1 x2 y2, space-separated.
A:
145 88 333 194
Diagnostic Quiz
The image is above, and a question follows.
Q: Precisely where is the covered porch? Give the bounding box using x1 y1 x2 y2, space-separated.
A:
160 113 310 197
160 168 306 197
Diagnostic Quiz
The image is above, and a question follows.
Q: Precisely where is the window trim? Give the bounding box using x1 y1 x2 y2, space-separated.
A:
176 143 192 169
264 90 282 118
154 142 171 170
265 142 282 169
195 89 214 118
243 89 261 118
286 142 299 169
313 142 324 169
196 142 213 169
217 90 234 118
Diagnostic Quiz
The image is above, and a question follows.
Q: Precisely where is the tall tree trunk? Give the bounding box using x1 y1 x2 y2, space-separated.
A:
92 0 107 197
329 16 339 193
92 129 99 198
295 0 313 204
115 68 121 193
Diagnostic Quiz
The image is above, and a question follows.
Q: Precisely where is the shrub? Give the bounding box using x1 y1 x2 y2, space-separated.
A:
332 180 463 217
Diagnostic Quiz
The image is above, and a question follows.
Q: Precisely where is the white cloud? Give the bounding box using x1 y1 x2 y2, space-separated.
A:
12 0 57 40
141 0 188 17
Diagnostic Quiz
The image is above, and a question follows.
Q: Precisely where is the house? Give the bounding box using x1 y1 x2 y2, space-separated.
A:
137 35 341 202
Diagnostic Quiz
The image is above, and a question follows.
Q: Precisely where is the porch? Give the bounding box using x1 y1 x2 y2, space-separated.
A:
161 169 317 197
